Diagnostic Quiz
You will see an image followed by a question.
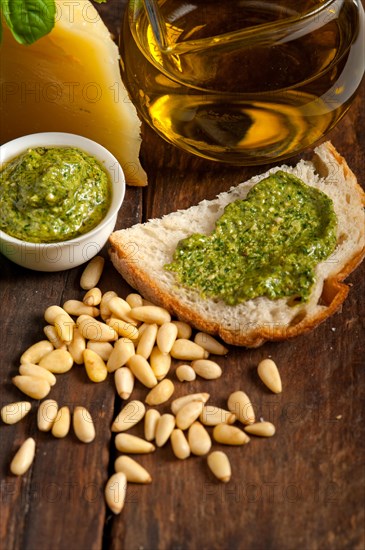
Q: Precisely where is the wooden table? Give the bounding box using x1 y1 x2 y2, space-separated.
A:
1 2 364 548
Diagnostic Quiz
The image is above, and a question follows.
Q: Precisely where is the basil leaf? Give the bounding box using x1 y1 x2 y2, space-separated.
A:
2 0 56 45
93 0 107 3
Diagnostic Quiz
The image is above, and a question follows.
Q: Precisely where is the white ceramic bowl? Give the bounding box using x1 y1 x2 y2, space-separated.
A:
0 132 125 271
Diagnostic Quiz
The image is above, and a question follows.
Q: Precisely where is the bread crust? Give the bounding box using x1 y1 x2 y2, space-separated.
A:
109 142 365 347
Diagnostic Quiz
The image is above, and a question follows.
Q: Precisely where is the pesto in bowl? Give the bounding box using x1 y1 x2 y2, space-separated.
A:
0 132 125 272
0 146 112 243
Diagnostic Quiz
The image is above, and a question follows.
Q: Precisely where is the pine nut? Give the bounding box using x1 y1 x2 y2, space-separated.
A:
176 364 196 382
111 400 146 432
114 456 152 484
67 327 86 365
44 305 67 324
43 325 66 349
136 323 158 359
107 318 139 340
171 393 210 415
19 363 57 386
126 293 143 308
172 321 192 340
39 349 74 374
257 359 282 394
10 438 36 476
170 429 190 460
213 423 250 446
155 414 175 447
149 346 171 380
227 391 255 425
130 305 171 325
207 451 231 483
105 472 127 514
128 355 157 388
119 311 138 327
244 422 276 437
80 255 104 290
109 296 133 320
1 401 31 425
100 290 117 320
156 322 178 354
87 341 114 362
20 340 54 365
145 379 175 406
194 332 228 356
12 375 51 399
73 406 96 443
83 287 102 306
133 322 148 345
52 406 71 438
170 339 208 361
77 315 118 342
114 367 135 400
54 313 75 345
175 401 204 430
83 349 108 382
200 406 236 426
191 359 222 380
63 299 99 318
115 433 155 454
37 399 58 432
188 422 212 456
144 409 161 441
107 338 135 373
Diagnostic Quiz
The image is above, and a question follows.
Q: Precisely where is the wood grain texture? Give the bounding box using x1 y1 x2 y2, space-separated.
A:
0 1 364 549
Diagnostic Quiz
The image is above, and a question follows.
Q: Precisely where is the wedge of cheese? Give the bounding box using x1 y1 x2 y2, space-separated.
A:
0 0 147 186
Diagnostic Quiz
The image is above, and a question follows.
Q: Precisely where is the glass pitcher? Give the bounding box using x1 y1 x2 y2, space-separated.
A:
120 0 365 165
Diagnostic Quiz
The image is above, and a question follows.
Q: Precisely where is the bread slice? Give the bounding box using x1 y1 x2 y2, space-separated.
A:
109 142 365 347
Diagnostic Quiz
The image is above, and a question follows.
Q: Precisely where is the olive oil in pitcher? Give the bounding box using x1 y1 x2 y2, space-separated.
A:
120 0 364 164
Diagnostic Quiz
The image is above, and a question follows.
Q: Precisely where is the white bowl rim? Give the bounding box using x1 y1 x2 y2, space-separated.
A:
0 132 125 247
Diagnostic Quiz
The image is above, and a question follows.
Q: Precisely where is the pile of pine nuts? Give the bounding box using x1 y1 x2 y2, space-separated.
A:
1 255 282 515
